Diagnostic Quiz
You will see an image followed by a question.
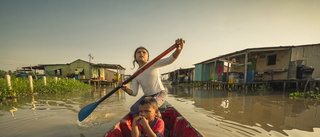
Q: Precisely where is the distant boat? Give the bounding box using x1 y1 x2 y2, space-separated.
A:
104 101 203 137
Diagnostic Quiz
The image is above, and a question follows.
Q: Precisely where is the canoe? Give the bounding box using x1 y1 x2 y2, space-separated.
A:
104 101 204 137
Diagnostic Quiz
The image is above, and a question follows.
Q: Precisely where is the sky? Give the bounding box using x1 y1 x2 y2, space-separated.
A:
1 0 320 75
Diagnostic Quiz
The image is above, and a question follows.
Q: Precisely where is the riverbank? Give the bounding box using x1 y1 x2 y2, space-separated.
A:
0 76 93 100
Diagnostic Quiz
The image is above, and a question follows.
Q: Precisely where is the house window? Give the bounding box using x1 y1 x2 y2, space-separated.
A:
55 69 62 76
267 54 277 65
77 68 84 75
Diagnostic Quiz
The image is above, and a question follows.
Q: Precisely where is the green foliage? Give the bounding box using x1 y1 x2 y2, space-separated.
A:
0 70 6 78
0 77 93 99
289 91 320 100
0 70 17 78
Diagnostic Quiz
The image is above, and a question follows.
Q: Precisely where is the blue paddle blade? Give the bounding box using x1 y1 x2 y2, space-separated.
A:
78 102 99 121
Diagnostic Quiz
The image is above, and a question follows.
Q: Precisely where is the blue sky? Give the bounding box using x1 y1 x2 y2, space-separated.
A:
1 0 320 74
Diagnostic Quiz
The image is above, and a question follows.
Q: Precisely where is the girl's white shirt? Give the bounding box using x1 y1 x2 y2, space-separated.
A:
131 55 176 96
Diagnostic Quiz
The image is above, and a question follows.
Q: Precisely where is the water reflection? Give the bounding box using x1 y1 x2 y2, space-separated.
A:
2 85 318 137
30 101 36 111
165 85 320 136
0 87 129 137
9 107 18 119
46 100 50 106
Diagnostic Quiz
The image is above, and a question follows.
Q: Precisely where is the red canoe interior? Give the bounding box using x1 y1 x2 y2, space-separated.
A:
104 102 203 137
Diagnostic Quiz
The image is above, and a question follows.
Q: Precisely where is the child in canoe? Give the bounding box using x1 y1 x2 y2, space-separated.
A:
131 97 164 137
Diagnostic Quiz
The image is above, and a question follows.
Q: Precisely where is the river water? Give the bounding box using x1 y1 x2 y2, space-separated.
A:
0 84 319 137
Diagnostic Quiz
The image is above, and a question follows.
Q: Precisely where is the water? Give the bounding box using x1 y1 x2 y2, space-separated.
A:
0 85 319 137
164 85 320 137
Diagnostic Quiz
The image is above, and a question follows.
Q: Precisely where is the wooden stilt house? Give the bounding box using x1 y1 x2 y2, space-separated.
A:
194 43 320 84
20 59 125 81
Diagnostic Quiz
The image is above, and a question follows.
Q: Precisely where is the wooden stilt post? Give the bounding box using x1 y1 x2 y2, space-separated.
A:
312 81 316 91
28 75 34 92
245 84 248 93
5 74 12 90
318 82 320 94
43 76 47 86
54 77 58 84
304 76 311 92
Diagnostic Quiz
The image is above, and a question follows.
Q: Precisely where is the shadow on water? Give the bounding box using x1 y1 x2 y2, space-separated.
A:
165 84 320 136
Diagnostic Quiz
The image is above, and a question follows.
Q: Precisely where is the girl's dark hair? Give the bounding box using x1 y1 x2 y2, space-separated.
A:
139 97 158 109
132 46 149 69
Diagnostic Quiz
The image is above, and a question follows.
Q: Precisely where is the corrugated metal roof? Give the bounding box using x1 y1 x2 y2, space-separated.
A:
94 64 125 70
195 46 293 65
195 43 320 65
20 59 125 70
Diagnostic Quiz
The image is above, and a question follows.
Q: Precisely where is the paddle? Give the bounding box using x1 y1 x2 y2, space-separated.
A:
78 40 183 121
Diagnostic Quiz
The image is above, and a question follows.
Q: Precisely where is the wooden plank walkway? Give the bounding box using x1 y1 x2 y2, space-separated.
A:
176 79 320 92
79 79 117 87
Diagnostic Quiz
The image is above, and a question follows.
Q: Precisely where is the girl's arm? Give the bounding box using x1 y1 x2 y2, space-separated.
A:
172 38 184 59
121 85 133 95
153 38 185 68
119 79 138 96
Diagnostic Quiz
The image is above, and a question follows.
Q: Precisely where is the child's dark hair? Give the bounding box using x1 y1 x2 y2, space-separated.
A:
139 97 158 109
132 46 149 69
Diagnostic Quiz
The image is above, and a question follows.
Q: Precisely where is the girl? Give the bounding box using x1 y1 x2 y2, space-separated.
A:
121 38 184 117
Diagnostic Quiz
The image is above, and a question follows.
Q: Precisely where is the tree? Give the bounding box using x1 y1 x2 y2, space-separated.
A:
0 70 17 78
0 70 7 78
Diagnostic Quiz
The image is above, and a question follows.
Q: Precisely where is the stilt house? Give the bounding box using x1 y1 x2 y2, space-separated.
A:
194 43 320 84
20 59 125 81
